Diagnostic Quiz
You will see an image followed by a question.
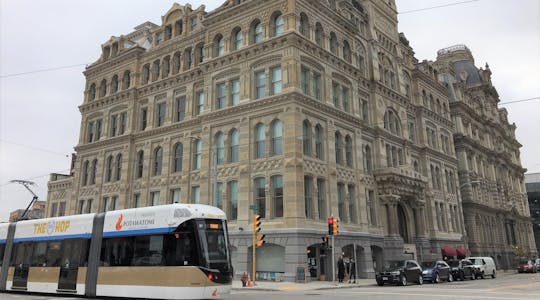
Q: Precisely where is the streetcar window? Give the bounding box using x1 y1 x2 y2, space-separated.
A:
31 242 48 267
10 242 32 266
133 235 164 266
197 220 229 269
46 241 62 267
100 237 134 266
0 244 5 266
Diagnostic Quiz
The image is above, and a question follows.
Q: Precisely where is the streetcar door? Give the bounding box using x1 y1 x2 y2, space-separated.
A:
57 239 82 292
12 242 32 290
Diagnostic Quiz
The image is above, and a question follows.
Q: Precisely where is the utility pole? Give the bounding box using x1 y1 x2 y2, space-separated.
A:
10 180 39 221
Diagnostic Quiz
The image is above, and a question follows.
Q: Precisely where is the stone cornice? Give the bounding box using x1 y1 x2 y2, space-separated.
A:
80 89 136 113
418 106 454 129
371 81 410 107
413 69 447 95
85 47 145 77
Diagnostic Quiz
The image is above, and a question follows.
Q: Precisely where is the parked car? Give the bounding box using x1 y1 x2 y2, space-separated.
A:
535 258 540 270
421 260 452 283
448 259 476 281
467 257 496 279
376 260 423 286
517 260 537 273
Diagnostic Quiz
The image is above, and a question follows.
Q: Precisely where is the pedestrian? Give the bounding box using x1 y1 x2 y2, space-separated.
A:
337 256 345 283
348 259 356 283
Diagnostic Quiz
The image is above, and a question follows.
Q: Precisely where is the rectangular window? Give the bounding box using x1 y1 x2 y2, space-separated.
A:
103 197 109 212
195 91 204 115
78 200 85 214
348 184 356 223
141 107 148 130
58 202 66 216
87 121 94 143
409 122 416 142
112 195 119 210
272 176 283 218
111 115 118 137
271 66 282 95
87 199 93 213
337 183 345 222
301 67 309 95
133 193 140 208
342 87 349 111
171 188 181 204
255 71 266 99
191 17 197 30
157 102 166 127
368 190 376 225
50 203 58 217
151 191 160 206
362 100 369 121
332 82 340 107
175 96 186 122
231 79 240 106
228 181 238 220
119 112 127 135
312 72 321 100
317 179 326 219
304 176 313 219
216 83 226 109
96 119 102 140
215 182 223 209
254 178 266 218
191 186 200 204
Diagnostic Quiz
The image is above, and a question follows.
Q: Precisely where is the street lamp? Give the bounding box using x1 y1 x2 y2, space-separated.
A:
189 135 218 208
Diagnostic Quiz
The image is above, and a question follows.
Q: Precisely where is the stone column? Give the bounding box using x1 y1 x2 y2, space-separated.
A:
381 194 400 236
413 205 427 238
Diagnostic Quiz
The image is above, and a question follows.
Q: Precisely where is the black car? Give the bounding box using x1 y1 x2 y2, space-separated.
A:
448 259 476 281
421 260 452 283
376 260 423 286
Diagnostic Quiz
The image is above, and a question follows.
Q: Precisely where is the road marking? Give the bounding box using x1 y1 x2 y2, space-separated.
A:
340 291 535 300
489 281 540 292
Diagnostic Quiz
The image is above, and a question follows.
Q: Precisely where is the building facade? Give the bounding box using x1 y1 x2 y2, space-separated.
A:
436 46 537 268
45 0 532 280
525 173 540 255
8 201 47 222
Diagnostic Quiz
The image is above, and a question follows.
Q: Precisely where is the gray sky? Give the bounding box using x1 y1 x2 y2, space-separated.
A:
1 0 539 222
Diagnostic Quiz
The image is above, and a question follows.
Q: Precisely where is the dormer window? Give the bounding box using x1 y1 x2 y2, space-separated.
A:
165 25 172 40
175 20 183 36
191 17 197 30
103 46 110 59
112 43 118 56
155 32 163 45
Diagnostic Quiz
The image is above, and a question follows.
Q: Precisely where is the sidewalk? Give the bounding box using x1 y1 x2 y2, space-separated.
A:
232 270 518 291
232 279 375 291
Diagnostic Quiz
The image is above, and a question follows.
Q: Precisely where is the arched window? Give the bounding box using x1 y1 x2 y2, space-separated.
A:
153 147 163 176
173 143 183 172
173 52 181 74
115 154 122 181
232 28 243 50
122 71 131 90
141 64 150 84
162 56 170 78
271 119 283 156
436 98 442 114
358 43 366 76
229 129 239 162
383 109 401 136
335 132 343 165
197 43 205 63
272 12 284 37
99 79 107 97
429 94 434 110
215 132 225 165
303 120 312 156
105 155 113 182
90 159 97 185
315 23 323 47
299 13 309 37
329 32 338 55
82 160 89 186
402 71 411 97
193 139 202 170
379 54 396 89
184 48 192 70
345 135 353 167
136 150 144 179
343 40 351 63
152 60 160 81
315 124 324 159
254 123 266 159
214 34 225 57
88 83 96 101
175 19 183 36
251 20 263 44
110 75 119 94
254 177 266 218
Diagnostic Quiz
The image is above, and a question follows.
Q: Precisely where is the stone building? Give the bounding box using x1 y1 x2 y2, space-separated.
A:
45 0 532 280
8 201 47 222
435 46 537 268
525 173 540 255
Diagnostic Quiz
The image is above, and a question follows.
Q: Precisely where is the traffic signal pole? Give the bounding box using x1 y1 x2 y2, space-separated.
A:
331 234 335 282
252 225 256 284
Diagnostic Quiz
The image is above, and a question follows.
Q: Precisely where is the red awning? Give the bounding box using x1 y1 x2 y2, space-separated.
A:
441 245 457 257
456 246 466 258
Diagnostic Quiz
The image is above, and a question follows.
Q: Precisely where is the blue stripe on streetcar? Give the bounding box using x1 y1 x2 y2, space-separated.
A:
13 233 92 243
103 227 174 237
0 239 6 244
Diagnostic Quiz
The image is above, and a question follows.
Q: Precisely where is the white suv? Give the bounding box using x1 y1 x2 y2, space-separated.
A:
467 257 496 279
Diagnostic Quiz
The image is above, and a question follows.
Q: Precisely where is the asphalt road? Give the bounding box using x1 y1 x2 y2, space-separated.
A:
0 273 538 300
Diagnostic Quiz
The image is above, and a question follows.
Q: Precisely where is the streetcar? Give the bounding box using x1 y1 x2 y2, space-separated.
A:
0 204 232 299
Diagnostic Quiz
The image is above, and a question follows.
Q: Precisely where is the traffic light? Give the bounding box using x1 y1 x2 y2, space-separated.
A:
254 214 265 247
332 218 339 236
327 217 334 235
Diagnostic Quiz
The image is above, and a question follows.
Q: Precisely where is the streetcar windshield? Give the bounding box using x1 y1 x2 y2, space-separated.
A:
197 220 230 271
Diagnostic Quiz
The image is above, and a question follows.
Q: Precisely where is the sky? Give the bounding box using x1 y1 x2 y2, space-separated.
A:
0 0 539 222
